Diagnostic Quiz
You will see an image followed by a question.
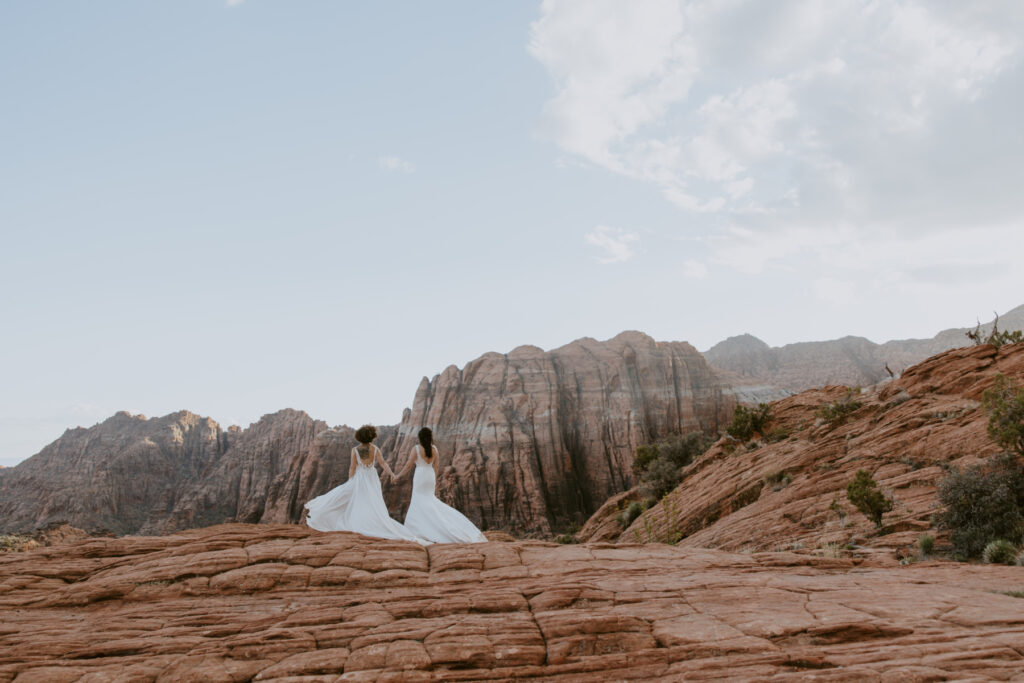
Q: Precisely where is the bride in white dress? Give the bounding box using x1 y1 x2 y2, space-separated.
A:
396 427 487 544
304 425 426 544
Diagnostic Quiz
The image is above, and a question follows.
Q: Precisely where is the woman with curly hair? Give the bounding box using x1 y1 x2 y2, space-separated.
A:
395 427 486 543
304 424 426 543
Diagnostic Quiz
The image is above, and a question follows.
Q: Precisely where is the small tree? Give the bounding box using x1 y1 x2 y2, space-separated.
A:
966 313 1023 348
846 469 893 528
936 453 1024 558
727 403 772 441
632 433 711 502
632 444 659 477
816 389 863 429
983 374 1024 456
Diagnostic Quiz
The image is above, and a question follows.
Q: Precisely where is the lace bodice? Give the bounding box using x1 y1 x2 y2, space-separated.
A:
354 446 378 469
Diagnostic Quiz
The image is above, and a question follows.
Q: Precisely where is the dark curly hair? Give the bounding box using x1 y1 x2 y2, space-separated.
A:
418 427 433 459
354 425 378 444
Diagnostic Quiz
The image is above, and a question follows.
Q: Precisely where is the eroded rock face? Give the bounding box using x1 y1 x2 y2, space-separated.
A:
161 409 331 533
2 523 1023 680
0 411 226 535
384 332 735 535
0 410 396 536
605 343 1024 558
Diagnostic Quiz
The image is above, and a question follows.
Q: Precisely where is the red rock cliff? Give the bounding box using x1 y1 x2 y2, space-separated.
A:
383 332 735 535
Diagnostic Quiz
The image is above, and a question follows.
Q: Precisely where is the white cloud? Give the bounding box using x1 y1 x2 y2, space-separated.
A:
530 0 1024 256
681 259 708 279
585 226 639 264
378 156 415 173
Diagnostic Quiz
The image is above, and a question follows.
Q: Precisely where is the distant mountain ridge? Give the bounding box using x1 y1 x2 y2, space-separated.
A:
705 304 1024 396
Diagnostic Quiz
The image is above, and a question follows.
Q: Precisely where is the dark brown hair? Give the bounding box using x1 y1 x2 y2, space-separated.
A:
418 427 433 459
355 425 377 444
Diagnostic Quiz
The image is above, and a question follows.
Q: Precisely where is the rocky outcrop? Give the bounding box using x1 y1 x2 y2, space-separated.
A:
3 523 1023 680
705 304 1024 395
0 411 226 535
384 332 734 536
161 409 330 533
596 342 1024 559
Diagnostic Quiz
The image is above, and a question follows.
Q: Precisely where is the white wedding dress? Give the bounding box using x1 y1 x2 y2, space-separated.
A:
304 446 426 544
404 445 487 544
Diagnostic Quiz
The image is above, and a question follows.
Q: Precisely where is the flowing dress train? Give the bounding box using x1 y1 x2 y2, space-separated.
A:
304 446 426 544
404 446 487 543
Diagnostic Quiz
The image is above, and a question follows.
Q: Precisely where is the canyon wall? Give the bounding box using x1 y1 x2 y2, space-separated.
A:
382 331 734 535
0 411 226 535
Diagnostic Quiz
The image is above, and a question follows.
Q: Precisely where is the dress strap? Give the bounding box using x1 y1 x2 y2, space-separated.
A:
416 444 435 464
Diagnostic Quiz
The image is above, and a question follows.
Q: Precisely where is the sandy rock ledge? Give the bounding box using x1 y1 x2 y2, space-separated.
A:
2 523 1024 680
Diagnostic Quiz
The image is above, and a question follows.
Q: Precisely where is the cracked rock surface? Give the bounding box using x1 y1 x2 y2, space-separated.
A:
3 523 1024 681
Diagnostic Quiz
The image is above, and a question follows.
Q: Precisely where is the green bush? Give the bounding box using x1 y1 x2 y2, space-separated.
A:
618 501 644 528
982 539 1018 565
816 389 863 428
982 375 1024 456
918 534 935 557
846 469 893 528
936 453 1024 558
632 433 711 501
727 403 772 441
632 444 659 477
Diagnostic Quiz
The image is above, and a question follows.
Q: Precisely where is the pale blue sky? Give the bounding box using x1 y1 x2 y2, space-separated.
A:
3 1 1024 466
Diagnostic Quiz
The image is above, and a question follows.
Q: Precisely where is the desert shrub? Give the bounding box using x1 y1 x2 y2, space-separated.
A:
765 428 790 443
632 444 659 477
982 375 1024 456
618 501 644 528
918 534 935 557
983 539 1018 565
936 453 1024 558
846 469 893 528
763 470 791 491
0 534 37 553
816 389 863 429
966 314 1023 348
1018 550 1024 566
727 403 772 441
829 495 848 527
554 533 578 544
633 433 711 501
816 542 843 559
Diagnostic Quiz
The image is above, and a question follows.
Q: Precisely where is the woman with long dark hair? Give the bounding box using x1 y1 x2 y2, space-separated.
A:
395 427 486 543
304 424 426 543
